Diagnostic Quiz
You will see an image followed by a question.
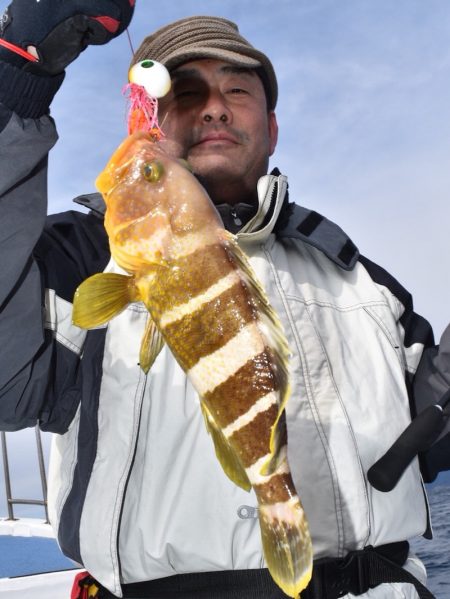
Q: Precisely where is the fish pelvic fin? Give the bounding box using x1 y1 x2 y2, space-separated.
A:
259 499 313 599
221 231 291 476
139 317 165 374
73 273 138 329
201 401 252 492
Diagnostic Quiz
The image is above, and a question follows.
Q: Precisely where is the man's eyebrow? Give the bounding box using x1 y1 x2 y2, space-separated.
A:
171 69 199 81
220 65 257 78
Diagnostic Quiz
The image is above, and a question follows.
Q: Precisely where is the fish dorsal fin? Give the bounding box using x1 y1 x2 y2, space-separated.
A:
139 317 165 374
73 272 137 329
221 231 291 476
200 401 252 492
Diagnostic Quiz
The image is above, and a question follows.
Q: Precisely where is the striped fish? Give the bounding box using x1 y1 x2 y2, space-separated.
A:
72 132 313 598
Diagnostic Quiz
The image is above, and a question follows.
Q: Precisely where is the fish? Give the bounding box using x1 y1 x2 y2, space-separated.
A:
72 131 313 598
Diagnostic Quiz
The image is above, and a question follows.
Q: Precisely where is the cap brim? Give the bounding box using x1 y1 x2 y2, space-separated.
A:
162 47 262 72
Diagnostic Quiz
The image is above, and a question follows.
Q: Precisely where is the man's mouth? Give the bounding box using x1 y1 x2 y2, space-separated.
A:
193 131 239 147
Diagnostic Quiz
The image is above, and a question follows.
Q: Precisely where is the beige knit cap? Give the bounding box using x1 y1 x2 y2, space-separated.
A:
132 16 278 109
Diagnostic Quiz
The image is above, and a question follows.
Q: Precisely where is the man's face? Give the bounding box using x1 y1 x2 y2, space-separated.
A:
158 58 278 204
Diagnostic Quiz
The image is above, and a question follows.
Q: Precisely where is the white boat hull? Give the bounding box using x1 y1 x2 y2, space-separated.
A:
0 518 81 598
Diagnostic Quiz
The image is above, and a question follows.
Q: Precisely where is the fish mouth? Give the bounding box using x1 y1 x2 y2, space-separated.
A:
96 156 135 196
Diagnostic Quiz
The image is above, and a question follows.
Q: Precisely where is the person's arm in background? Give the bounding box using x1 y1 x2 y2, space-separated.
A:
412 324 450 482
0 0 134 432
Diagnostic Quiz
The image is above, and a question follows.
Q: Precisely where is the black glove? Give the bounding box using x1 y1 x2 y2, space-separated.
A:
0 0 135 75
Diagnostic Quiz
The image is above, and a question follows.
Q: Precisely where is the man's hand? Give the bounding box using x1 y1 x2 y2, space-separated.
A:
0 0 135 75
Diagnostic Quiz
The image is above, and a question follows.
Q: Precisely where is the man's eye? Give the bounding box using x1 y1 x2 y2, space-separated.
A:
176 90 198 98
230 87 248 94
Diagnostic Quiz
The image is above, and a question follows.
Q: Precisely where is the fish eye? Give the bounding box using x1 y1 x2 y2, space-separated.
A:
142 160 164 183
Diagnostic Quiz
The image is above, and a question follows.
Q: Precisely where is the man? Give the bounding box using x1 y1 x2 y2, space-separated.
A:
0 3 448 598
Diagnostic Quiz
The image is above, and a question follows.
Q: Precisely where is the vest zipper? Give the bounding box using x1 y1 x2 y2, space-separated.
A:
115 372 147 589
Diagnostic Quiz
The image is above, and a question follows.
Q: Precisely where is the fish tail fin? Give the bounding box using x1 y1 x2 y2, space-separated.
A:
259 499 313 599
73 273 137 329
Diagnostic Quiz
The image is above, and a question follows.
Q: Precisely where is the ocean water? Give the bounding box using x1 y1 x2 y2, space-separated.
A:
410 484 450 599
0 535 76 577
0 485 448 596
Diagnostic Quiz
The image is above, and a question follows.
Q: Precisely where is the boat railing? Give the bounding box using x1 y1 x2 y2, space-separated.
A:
0 426 49 523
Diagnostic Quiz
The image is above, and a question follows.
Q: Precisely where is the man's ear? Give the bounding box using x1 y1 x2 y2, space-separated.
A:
268 111 278 156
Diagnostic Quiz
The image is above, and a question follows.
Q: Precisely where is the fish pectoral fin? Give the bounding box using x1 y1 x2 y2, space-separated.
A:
73 273 136 329
200 402 251 492
259 501 313 599
139 317 165 373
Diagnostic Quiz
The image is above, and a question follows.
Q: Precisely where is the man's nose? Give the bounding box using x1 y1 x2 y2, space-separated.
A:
200 91 232 124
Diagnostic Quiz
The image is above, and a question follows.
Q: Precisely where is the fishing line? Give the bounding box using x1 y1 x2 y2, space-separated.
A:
126 27 135 57
123 23 169 137
159 112 169 129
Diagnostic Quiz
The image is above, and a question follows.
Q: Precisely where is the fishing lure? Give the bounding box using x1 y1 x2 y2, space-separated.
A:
123 58 171 137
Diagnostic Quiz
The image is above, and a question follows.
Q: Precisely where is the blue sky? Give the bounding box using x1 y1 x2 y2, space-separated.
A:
1 0 450 518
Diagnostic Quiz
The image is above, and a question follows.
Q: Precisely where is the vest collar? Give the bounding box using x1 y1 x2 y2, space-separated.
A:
278 204 359 271
232 171 360 271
